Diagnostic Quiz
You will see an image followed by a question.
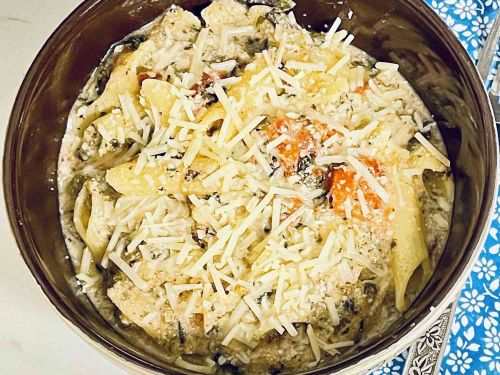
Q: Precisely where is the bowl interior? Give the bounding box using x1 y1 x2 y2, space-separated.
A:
3 0 496 374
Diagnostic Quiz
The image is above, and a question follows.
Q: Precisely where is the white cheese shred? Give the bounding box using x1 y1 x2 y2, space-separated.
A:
325 297 340 325
414 132 451 167
279 314 298 336
79 247 92 275
275 31 288 67
323 17 341 48
319 231 336 259
271 198 281 232
285 61 326 72
183 135 203 168
222 324 241 346
306 324 321 363
327 53 350 75
213 83 243 127
274 266 286 311
227 116 266 150
347 155 390 203
356 189 369 217
268 316 285 335
109 252 150 291
243 295 264 321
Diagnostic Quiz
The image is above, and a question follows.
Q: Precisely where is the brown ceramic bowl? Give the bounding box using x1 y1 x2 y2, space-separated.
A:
3 0 498 374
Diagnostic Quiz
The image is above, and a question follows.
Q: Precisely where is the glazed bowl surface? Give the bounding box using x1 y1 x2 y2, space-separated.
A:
3 0 497 374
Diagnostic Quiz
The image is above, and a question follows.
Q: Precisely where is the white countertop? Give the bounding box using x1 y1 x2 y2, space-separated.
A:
0 1 126 373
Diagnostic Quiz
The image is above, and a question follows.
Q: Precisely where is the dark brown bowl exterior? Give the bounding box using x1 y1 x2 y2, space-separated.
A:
3 0 497 374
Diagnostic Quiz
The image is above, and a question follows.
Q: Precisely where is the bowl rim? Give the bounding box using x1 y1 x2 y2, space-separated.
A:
3 0 498 374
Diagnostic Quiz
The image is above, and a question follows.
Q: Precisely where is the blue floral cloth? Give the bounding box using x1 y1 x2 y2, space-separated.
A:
369 1 500 374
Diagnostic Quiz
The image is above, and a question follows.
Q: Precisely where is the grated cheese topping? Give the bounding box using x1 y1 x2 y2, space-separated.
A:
347 155 390 203
414 132 451 167
60 0 454 372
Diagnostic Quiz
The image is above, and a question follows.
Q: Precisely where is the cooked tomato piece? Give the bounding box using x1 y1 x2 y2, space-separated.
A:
266 117 318 176
326 161 384 218
359 156 383 176
192 72 225 95
190 72 226 109
354 81 369 95
137 71 163 83
289 197 303 214
326 166 356 212
312 122 344 143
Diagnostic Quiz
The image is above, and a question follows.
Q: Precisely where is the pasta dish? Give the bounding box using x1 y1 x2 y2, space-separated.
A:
58 0 454 373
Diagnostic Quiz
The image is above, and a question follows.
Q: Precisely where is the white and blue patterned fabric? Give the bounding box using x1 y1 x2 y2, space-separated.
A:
369 0 500 374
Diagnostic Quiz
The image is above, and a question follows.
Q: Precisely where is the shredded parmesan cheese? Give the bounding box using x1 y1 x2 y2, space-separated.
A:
243 295 264 321
356 189 369 217
306 324 321 363
226 116 266 150
327 53 350 75
222 324 241 346
325 297 340 325
109 252 150 291
323 17 342 48
414 132 451 167
347 156 390 203
285 61 327 72
213 83 243 127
